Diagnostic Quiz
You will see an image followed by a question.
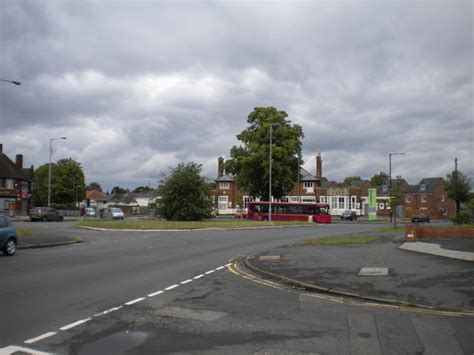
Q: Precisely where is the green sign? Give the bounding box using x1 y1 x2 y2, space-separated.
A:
368 188 377 221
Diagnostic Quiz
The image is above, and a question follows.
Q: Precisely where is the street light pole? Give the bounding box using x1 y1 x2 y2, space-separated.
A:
0 78 21 86
48 137 67 207
388 152 405 223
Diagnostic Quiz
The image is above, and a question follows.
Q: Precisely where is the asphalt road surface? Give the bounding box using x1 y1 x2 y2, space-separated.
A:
1 221 472 354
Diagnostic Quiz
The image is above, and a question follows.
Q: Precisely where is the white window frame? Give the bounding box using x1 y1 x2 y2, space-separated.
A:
219 182 230 189
5 179 14 189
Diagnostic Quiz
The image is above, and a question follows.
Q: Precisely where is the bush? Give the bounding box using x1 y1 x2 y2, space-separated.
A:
452 212 472 225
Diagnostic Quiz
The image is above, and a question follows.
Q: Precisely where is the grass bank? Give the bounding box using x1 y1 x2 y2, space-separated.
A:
77 219 307 230
304 236 380 245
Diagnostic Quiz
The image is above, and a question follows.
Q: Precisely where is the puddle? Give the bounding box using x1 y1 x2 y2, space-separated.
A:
78 331 148 355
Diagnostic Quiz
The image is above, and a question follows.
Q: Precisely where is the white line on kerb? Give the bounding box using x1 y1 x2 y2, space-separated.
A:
165 284 179 291
180 279 193 284
125 297 146 305
148 290 164 297
215 265 225 270
225 263 232 267
94 306 122 317
60 318 92 331
205 270 216 274
193 274 205 279
24 331 57 344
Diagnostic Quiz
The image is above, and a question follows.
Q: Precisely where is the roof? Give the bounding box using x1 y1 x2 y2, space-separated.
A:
300 167 318 182
0 153 31 180
405 177 444 194
86 189 107 200
216 174 235 182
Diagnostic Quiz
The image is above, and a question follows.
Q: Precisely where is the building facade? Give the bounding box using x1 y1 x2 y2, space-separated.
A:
0 144 34 216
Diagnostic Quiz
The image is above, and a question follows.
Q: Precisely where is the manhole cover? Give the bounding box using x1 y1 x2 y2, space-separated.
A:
358 267 389 276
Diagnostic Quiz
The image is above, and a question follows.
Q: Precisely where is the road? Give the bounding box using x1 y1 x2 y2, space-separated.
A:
1 221 472 354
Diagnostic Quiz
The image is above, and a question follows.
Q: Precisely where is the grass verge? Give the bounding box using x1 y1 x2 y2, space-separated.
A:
77 219 306 230
304 236 380 245
16 229 33 236
370 226 405 233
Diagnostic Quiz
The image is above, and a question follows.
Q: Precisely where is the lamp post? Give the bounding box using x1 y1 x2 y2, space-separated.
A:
268 121 290 222
48 137 67 207
388 152 405 223
0 78 21 86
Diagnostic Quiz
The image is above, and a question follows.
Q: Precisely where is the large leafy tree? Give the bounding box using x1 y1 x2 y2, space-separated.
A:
343 176 362 186
224 107 304 201
370 172 389 186
33 158 85 207
86 182 102 191
445 170 470 215
159 162 213 221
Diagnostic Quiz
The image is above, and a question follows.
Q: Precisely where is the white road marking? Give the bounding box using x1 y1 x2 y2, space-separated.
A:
180 279 193 285
165 284 179 291
125 297 146 305
148 290 164 297
60 318 92 331
94 306 122 317
215 266 225 270
225 263 232 267
24 331 57 344
205 270 216 274
0 345 52 354
193 274 205 279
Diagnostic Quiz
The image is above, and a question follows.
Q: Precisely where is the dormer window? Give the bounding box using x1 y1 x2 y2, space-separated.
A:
420 183 426 192
219 182 230 189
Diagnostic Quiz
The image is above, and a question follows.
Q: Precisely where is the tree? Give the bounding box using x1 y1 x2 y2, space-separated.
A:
343 176 362 186
132 186 152 194
370 172 388 186
445 170 471 215
86 182 102 192
388 176 403 228
111 186 128 194
33 158 86 207
159 162 213 221
224 107 304 201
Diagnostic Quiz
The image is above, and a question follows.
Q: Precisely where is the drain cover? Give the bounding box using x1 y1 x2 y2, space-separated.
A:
358 267 389 276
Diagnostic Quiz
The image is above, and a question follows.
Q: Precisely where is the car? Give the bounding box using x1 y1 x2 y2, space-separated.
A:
30 207 64 222
85 207 96 217
340 210 357 221
411 214 430 223
107 207 124 220
0 215 17 256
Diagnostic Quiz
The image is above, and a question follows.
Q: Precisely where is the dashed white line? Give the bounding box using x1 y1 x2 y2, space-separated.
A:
94 306 122 317
165 284 179 291
215 266 225 270
60 318 92 331
148 290 164 297
205 270 216 274
125 297 146 305
225 263 232 267
24 331 57 344
180 279 193 285
193 274 205 279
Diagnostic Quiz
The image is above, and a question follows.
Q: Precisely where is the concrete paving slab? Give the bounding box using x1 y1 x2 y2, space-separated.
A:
399 241 474 261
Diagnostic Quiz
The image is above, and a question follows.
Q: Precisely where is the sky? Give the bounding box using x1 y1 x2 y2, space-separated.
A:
0 0 472 192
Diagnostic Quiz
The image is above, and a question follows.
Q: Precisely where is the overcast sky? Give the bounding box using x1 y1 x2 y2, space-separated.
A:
1 0 472 192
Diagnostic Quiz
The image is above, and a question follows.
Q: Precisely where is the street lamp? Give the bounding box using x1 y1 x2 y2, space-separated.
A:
268 121 290 222
0 78 21 86
388 152 405 191
48 137 67 207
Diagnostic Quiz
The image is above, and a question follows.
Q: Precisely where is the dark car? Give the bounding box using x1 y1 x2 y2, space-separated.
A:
340 210 357 221
411 214 430 223
0 215 17 256
30 207 64 222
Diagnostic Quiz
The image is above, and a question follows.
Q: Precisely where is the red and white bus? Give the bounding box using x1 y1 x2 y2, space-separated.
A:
246 201 332 223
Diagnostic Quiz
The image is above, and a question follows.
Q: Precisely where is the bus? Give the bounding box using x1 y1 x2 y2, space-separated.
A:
246 201 332 223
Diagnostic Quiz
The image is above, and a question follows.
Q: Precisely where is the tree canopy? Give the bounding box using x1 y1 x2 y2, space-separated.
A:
86 182 102 192
33 158 85 207
370 172 389 186
159 162 213 221
445 170 471 215
224 107 304 200
342 176 362 186
111 186 128 194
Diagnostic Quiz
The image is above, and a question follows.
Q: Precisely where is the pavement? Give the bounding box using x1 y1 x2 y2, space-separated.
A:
245 232 474 313
10 219 474 314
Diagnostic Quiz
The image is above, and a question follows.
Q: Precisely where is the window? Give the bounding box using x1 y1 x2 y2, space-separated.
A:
319 196 327 204
331 197 337 209
6 179 13 189
420 184 426 192
302 197 316 203
379 203 385 210
338 197 346 210
243 196 253 208
219 182 230 189
304 182 313 188
0 216 7 227
406 196 411 203
421 194 427 203
440 195 445 202
280 197 289 203
290 196 299 202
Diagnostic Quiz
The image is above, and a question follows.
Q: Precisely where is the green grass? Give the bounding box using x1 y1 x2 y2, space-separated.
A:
304 236 380 245
16 229 33 236
370 226 405 233
77 219 306 230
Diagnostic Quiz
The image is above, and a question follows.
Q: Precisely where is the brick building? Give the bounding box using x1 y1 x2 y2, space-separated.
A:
0 144 34 216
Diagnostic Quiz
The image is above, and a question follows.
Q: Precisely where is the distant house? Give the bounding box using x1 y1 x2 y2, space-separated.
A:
0 144 34 216
85 189 108 210
403 178 455 219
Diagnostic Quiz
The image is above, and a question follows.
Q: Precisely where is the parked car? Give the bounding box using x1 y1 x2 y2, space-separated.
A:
30 207 64 222
411 214 430 223
85 207 96 217
341 210 357 221
0 215 17 256
107 207 124 220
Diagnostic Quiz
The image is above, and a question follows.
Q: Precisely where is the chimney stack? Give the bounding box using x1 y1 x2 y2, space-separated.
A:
218 157 224 177
316 149 322 179
16 154 23 168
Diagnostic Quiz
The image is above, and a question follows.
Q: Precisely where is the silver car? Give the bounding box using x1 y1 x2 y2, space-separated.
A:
0 215 17 256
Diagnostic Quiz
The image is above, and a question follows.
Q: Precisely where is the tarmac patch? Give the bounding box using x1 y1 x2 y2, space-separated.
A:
258 255 281 261
358 267 389 276
155 306 229 321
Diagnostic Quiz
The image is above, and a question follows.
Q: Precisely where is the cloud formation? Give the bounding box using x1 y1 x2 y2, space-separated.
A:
1 1 472 191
